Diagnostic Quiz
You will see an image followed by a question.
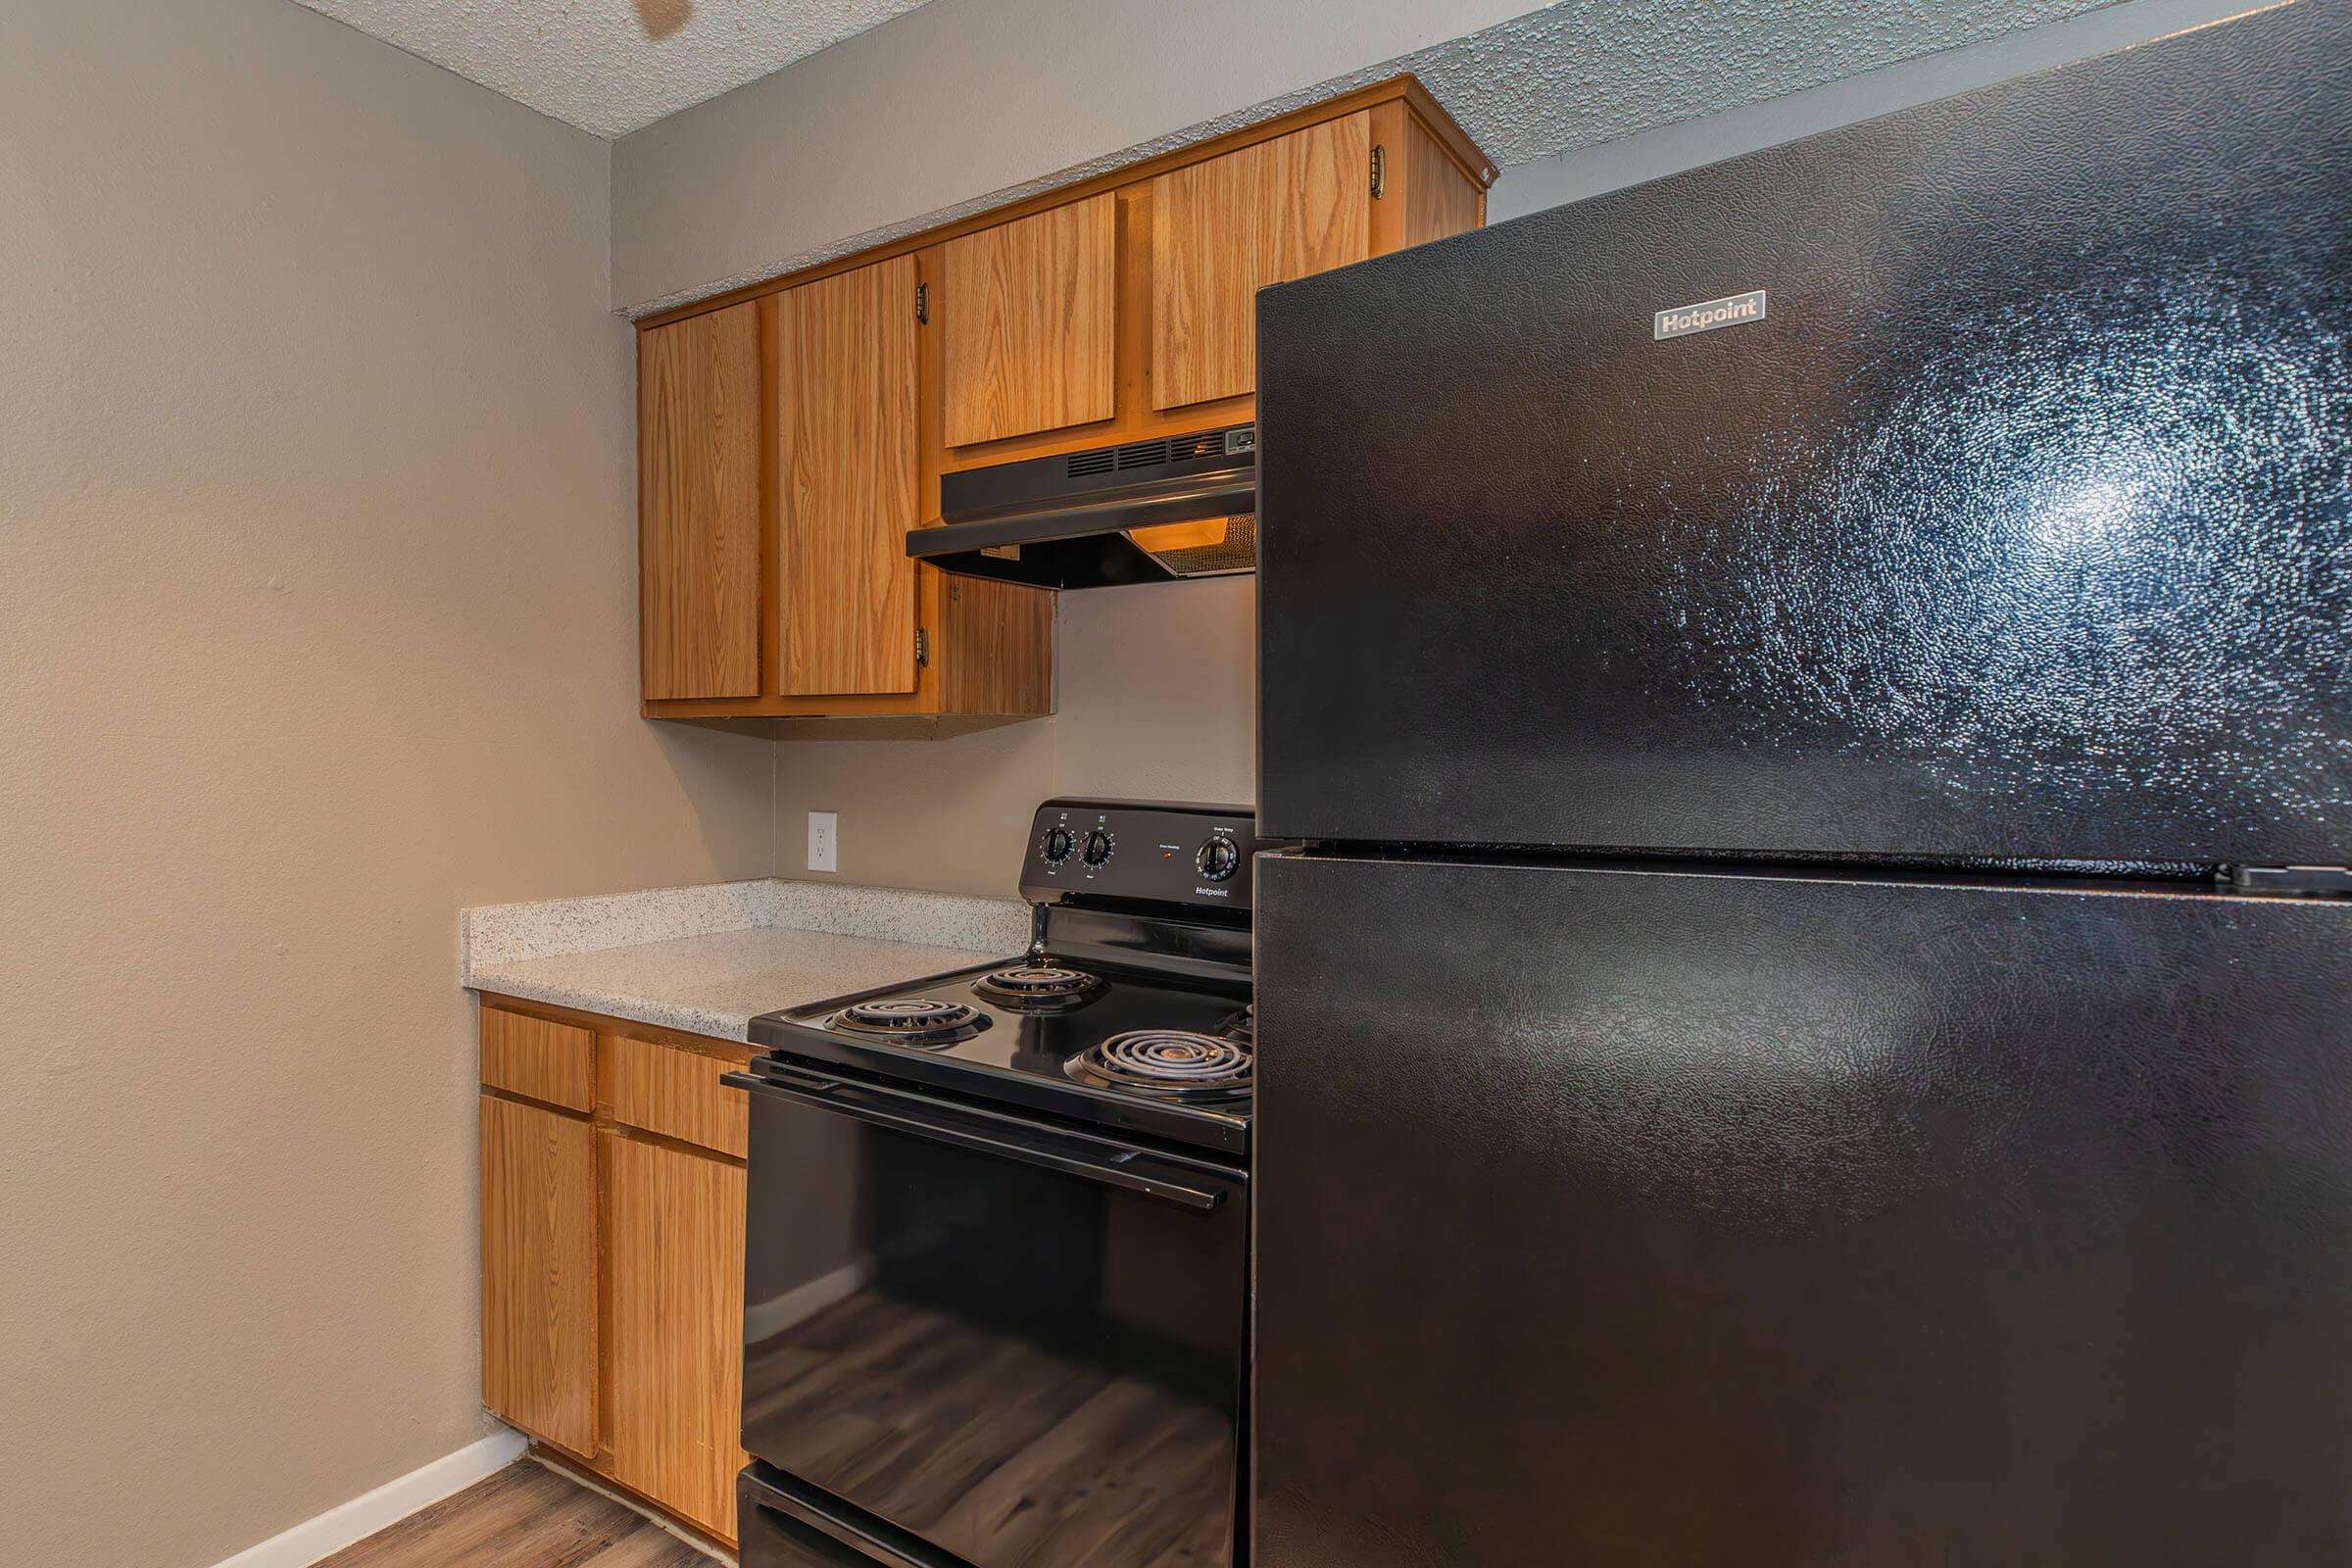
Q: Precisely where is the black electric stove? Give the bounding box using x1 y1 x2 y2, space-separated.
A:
732 801 1272 1568
747 799 1264 1157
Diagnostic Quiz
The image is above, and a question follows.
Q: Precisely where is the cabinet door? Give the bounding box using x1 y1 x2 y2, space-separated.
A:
943 193 1117 447
777 258 919 696
640 302 762 700
606 1130 749 1542
479 1005 595 1112
480 1096 597 1457
1151 111 1373 411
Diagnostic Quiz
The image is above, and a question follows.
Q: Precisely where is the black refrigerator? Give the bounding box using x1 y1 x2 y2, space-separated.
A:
1250 3 2352 1563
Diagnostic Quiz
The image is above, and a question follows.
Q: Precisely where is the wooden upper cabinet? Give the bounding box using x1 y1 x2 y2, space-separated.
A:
942 193 1118 447
479 1094 597 1458
775 257 920 696
640 303 762 700
1151 111 1374 412
631 76 1485 725
1400 113 1484 249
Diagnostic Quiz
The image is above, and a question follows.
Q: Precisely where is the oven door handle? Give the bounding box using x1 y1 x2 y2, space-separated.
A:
723 1069 1229 1213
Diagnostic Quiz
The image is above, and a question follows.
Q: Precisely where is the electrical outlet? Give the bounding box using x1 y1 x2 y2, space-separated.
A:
807 810 838 874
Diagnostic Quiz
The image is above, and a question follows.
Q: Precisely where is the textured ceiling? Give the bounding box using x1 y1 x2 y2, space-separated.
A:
1412 0 2127 168
286 0 939 137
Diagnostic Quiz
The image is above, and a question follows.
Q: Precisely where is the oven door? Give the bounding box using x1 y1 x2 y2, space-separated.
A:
733 1061 1248 1568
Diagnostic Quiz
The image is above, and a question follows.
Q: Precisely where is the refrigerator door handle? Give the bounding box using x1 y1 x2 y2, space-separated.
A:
723 1067 1228 1213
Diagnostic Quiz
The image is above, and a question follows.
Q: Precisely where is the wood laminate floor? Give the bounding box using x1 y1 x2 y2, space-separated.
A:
316 1460 718 1567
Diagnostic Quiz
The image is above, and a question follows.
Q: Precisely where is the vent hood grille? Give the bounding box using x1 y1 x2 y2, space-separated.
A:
1141 514 1255 576
1064 432 1229 480
909 424 1256 589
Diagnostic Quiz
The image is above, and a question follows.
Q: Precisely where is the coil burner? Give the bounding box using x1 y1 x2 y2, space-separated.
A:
972 963 1106 1010
1067 1029 1253 1101
828 998 991 1049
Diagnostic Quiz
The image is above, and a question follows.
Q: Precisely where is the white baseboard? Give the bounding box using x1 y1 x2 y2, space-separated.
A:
210 1427 528 1568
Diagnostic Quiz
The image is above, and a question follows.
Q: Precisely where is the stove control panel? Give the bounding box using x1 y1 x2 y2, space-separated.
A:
1021 800 1272 911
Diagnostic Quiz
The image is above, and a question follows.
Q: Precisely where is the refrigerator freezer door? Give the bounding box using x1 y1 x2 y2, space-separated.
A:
1253 851 2352 1566
1255 0 2352 862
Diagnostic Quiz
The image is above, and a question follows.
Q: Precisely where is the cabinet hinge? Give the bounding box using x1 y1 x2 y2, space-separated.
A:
914 282 930 324
914 626 930 668
1369 143 1387 200
2230 864 2352 897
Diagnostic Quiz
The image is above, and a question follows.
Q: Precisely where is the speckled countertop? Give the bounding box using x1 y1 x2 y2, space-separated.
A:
462 878 1030 1041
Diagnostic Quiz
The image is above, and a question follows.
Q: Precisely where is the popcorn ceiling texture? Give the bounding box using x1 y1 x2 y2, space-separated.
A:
286 0 937 137
618 0 2124 317
1417 0 2126 169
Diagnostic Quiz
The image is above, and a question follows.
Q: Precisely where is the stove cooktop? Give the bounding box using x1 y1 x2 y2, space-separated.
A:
751 955 1253 1155
750 801 1270 1157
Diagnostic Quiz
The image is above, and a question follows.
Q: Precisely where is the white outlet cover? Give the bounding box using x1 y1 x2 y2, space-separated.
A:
807 810 838 873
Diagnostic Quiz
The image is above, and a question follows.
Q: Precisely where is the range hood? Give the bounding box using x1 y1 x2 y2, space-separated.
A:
908 423 1255 588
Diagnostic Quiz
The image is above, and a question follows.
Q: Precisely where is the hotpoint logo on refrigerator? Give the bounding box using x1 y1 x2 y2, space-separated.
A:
1653 289 1769 340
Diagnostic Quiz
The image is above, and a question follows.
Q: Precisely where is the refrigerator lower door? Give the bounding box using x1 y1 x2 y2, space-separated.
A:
1253 852 2352 1566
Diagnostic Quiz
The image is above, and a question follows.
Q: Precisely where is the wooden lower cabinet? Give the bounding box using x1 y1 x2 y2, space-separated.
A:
476 1000 753 1546
479 1094 598 1457
604 1129 751 1540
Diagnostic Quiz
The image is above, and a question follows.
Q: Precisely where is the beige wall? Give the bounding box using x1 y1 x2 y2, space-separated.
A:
775 577 1257 897
0 3 776 1564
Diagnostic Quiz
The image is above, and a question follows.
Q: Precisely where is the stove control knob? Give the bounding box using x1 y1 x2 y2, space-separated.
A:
1043 826 1074 863
1196 835 1241 882
1081 829 1115 867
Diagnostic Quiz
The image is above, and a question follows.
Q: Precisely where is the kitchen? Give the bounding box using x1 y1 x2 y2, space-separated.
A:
6 1 2348 1566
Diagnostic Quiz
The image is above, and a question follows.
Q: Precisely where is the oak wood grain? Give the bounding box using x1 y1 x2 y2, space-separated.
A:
604 1130 749 1543
928 185 1256 477
1151 111 1373 411
480 1006 595 1112
943 193 1117 447
776 254 921 696
480 1097 598 1459
1403 111 1486 249
934 571 1054 717
605 1034 751 1160
640 304 762 700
